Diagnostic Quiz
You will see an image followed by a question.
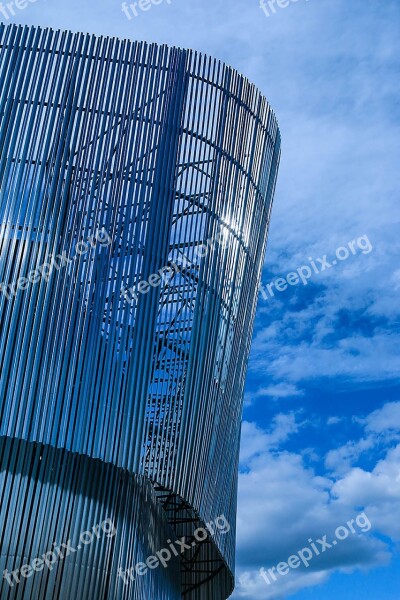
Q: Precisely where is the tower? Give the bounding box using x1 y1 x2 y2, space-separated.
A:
0 23 280 599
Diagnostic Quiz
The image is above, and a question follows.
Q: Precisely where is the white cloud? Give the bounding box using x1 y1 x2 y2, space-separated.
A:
326 402 400 474
364 402 400 434
251 304 400 384
244 383 303 407
234 568 329 600
254 383 304 400
235 401 400 599
327 416 342 426
325 437 376 475
333 445 400 539
240 413 300 465
392 270 400 291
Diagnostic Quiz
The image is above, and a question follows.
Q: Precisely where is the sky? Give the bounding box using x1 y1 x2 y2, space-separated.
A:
4 0 400 598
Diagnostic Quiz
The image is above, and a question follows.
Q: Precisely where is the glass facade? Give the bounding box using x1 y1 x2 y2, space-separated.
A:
0 23 280 599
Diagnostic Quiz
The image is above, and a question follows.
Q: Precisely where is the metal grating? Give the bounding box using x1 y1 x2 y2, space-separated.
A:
0 23 281 599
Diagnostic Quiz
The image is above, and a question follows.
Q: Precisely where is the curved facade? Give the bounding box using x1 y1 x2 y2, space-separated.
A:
0 23 280 599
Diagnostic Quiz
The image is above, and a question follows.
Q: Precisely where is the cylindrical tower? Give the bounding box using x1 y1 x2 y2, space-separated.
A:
0 23 280 599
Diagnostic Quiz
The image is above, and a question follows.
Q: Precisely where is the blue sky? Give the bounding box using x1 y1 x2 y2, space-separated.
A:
5 0 400 598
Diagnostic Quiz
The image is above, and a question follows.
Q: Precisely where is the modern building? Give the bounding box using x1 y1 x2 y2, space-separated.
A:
0 23 280 599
